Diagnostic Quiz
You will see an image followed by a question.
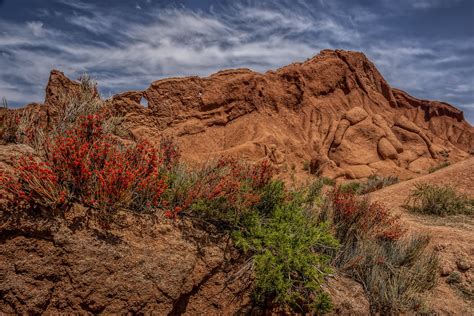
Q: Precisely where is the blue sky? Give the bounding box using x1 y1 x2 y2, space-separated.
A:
1 0 473 123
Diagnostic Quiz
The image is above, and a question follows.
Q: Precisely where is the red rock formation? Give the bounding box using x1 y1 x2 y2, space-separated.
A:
3 50 473 180
101 49 472 180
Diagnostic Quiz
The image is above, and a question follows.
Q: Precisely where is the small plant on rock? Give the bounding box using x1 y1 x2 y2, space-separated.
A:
428 161 450 173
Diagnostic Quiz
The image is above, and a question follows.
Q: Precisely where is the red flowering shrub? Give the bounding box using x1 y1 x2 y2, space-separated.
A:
331 189 404 242
1 113 169 218
165 157 274 221
0 163 67 218
160 136 181 170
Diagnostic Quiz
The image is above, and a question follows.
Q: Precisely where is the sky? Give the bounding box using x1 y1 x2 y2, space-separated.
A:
0 0 473 123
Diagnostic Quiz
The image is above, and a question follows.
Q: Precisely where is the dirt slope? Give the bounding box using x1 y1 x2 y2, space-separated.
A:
0 206 252 314
370 158 474 314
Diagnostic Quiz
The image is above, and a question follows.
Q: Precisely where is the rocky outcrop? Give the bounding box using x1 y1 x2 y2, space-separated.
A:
96 49 473 181
3 50 473 182
0 210 253 314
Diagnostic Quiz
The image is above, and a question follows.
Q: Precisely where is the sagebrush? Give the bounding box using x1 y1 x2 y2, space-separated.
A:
404 183 473 216
322 189 438 313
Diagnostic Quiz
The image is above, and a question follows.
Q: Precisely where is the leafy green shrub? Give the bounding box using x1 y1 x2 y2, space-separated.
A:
168 171 338 313
428 161 450 173
321 176 335 186
255 180 286 215
234 194 338 313
404 184 473 216
339 181 361 194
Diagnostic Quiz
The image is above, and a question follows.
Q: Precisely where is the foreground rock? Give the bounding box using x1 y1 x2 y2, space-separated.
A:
0 208 252 314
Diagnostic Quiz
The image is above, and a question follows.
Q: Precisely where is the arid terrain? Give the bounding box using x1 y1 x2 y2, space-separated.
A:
0 50 473 314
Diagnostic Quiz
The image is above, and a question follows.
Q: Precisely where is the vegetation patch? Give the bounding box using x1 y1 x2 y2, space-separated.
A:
321 176 336 187
321 189 439 313
165 165 339 313
358 175 399 194
404 184 473 216
0 81 339 314
428 161 450 173
339 175 398 195
339 181 362 194
0 77 446 314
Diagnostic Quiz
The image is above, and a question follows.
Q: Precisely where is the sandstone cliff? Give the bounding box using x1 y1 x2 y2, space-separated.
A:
3 49 472 181
66 50 474 180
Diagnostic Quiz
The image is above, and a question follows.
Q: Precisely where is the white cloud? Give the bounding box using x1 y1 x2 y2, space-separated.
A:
0 0 472 122
411 0 462 9
0 3 329 105
26 21 45 37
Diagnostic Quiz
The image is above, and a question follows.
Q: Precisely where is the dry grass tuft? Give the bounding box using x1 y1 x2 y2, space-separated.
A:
404 184 473 216
321 189 439 313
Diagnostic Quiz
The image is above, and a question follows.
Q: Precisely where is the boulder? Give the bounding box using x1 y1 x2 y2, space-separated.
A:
343 107 368 125
378 137 398 160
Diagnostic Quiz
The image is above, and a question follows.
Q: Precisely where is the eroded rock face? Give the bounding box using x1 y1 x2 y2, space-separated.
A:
3 50 474 182
96 49 472 180
0 210 252 314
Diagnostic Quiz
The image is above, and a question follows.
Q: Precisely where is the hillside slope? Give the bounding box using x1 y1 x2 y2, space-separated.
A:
370 158 474 314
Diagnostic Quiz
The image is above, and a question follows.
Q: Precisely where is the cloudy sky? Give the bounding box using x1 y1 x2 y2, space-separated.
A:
1 0 473 123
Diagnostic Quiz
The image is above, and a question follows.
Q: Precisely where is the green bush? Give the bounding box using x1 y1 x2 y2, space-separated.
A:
233 194 338 313
321 177 335 186
162 164 338 313
255 180 286 216
404 184 473 216
339 181 361 194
